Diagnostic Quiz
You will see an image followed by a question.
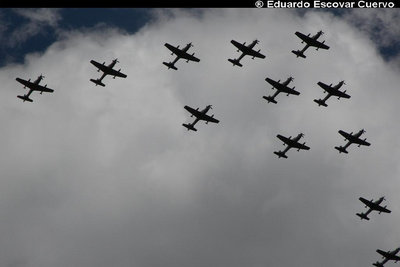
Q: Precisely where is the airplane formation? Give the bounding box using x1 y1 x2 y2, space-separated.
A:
14 30 394 266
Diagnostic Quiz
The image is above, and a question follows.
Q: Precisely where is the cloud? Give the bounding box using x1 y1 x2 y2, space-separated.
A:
7 8 61 47
0 8 400 267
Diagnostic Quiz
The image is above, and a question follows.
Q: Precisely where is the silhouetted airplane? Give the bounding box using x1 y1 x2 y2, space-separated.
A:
228 39 265 67
292 30 329 58
357 196 391 221
373 247 400 267
263 76 300 104
90 58 127 86
274 133 310 159
182 105 219 132
314 80 350 107
15 74 54 102
335 129 370 154
163 42 200 70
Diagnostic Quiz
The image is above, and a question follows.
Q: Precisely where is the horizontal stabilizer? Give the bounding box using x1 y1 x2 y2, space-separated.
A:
163 62 178 70
262 96 277 104
373 262 384 267
228 58 243 67
90 79 105 87
356 213 370 220
291 50 306 58
314 99 328 107
274 151 288 159
17 95 33 102
335 146 348 154
182 123 197 132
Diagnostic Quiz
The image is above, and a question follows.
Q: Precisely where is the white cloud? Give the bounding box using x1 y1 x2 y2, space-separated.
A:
0 8 400 267
7 8 61 46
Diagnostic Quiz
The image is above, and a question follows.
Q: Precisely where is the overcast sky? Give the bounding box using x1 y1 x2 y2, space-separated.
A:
0 8 400 267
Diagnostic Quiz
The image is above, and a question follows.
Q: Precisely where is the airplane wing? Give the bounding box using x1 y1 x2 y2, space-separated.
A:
164 43 200 62
231 40 247 52
246 49 265 59
317 82 350 98
295 32 329 50
374 205 391 213
90 60 109 73
294 142 310 150
276 134 292 146
265 78 281 89
16 78 33 88
16 78 54 93
338 130 352 140
376 250 400 261
201 113 219 123
354 138 371 147
377 250 390 258
184 106 219 123
266 78 299 95
314 41 330 50
317 82 333 93
184 105 203 118
180 52 200 62
106 68 127 78
359 197 373 207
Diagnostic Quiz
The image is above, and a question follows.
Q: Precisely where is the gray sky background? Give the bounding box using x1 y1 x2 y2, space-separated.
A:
0 8 400 267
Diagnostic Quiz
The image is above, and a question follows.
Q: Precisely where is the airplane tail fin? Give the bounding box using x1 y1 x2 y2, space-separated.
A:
182 123 197 132
335 146 348 154
291 50 306 58
313 99 328 107
90 79 105 87
356 213 370 220
263 96 278 104
17 95 33 102
163 62 178 70
274 151 288 159
228 58 243 67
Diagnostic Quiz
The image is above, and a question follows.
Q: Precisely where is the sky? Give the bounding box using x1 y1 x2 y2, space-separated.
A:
0 7 400 267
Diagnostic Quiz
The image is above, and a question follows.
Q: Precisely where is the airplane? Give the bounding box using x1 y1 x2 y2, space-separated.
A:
90 58 127 86
182 105 219 132
274 133 310 159
356 196 391 221
335 129 370 154
15 74 54 102
163 42 200 70
228 39 266 67
292 30 330 58
373 247 400 267
314 80 350 107
263 76 300 104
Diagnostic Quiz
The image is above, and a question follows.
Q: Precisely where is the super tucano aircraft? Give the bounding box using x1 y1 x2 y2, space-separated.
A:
373 247 400 267
15 74 54 102
163 42 200 70
182 105 219 132
90 58 127 86
263 76 300 104
228 39 265 67
274 133 310 159
335 129 370 154
314 80 350 107
292 30 329 58
357 196 391 221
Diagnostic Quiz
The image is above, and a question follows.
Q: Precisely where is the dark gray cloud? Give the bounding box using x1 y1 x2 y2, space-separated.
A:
0 8 399 267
